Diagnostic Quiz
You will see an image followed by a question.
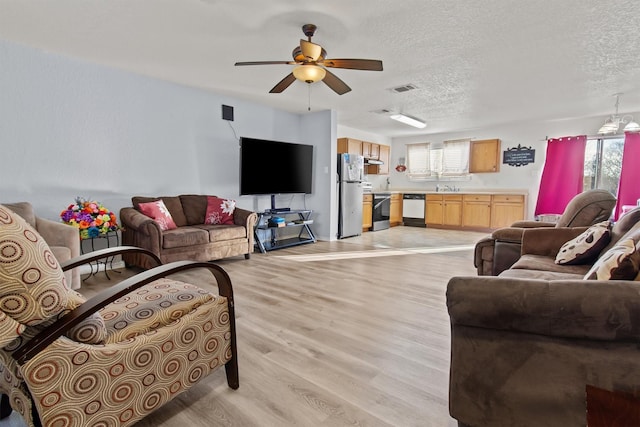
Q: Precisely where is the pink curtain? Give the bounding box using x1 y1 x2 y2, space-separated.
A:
535 135 587 216
614 132 640 220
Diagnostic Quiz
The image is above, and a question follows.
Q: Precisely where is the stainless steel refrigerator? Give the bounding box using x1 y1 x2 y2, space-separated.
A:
338 153 365 238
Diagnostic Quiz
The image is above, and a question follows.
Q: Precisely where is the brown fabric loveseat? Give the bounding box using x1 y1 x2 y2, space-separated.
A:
447 207 640 427
120 195 257 269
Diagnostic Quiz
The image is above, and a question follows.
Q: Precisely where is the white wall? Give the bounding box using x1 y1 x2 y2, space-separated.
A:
391 117 635 219
0 40 337 241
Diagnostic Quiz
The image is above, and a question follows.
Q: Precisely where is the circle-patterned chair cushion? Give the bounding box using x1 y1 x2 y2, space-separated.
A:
0 205 70 325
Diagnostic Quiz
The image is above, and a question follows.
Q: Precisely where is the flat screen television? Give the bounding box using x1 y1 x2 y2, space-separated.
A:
239 137 314 198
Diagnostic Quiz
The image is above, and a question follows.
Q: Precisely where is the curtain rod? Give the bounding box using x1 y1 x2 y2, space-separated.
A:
542 134 627 141
585 134 627 140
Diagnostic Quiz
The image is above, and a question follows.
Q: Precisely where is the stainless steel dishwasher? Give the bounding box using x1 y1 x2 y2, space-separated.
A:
402 194 426 227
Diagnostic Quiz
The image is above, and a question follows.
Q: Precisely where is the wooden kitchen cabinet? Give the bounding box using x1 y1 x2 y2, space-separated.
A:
362 194 373 231
425 195 444 226
361 141 380 159
338 138 362 155
462 195 492 228
491 194 525 228
361 141 372 158
390 193 402 226
368 144 391 175
369 143 380 159
469 139 501 173
443 195 463 226
426 192 525 230
427 194 462 226
378 145 390 175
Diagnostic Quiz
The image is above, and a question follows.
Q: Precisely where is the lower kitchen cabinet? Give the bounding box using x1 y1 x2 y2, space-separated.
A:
425 195 444 226
491 194 525 228
443 195 463 226
462 195 492 228
363 194 373 231
427 194 463 227
427 192 525 230
390 193 402 226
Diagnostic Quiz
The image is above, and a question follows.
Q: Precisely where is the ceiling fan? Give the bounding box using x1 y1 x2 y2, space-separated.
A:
234 24 383 95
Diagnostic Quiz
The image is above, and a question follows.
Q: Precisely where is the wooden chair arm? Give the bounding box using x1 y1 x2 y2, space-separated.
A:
13 261 235 364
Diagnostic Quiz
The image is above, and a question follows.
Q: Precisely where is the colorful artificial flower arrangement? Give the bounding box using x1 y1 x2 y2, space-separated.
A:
60 197 119 239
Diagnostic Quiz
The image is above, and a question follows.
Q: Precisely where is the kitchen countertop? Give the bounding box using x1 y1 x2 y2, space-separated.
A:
367 189 528 195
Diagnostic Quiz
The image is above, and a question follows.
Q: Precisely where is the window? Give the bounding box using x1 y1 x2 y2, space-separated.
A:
583 137 623 195
406 139 471 180
406 143 431 178
442 139 470 175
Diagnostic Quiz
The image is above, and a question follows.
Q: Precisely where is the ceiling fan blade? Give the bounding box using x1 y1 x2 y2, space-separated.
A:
321 58 383 71
322 70 351 95
269 73 297 93
300 39 322 61
235 61 296 66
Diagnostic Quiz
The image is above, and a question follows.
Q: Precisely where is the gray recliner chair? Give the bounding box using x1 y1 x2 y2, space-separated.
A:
473 189 617 276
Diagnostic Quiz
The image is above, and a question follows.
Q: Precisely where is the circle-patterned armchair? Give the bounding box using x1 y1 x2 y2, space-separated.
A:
0 204 238 427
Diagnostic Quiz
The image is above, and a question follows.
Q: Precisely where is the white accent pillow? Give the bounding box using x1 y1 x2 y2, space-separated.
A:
584 238 640 280
556 221 611 265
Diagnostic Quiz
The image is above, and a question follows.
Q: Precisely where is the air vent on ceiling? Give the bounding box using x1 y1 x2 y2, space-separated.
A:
389 83 418 93
370 108 393 114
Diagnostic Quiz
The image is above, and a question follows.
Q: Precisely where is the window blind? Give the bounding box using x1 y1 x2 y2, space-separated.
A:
442 139 470 175
406 143 431 178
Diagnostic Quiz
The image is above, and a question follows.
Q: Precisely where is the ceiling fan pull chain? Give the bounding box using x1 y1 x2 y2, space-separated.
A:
308 83 311 111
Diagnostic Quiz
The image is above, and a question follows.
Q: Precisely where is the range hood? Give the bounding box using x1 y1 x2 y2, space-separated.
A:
364 158 384 165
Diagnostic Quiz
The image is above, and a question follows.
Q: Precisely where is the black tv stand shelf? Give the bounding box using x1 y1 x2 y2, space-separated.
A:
254 209 316 253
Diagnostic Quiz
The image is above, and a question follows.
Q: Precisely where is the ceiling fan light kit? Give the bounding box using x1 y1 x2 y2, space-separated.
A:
597 93 640 135
390 113 427 129
292 64 326 83
234 24 383 95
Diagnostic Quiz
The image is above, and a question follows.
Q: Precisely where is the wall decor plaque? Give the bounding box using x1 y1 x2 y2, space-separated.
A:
503 144 535 167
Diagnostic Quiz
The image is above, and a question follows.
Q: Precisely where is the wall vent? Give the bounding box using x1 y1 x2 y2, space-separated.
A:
389 83 418 93
370 108 393 114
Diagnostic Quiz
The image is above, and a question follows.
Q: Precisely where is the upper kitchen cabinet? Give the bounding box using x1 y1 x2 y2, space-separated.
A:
338 137 390 175
469 139 501 173
377 145 390 175
367 144 391 175
337 138 363 155
364 142 379 160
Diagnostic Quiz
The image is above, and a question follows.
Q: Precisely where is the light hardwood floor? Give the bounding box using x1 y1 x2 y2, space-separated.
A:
1 226 486 427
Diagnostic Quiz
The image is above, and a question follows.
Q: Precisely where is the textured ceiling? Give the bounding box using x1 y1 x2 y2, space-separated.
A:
2 0 640 137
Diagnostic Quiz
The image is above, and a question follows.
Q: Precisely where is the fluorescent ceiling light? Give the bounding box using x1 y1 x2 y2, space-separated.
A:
390 113 426 129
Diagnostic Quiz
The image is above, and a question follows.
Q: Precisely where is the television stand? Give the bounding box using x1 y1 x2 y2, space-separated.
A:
254 209 316 253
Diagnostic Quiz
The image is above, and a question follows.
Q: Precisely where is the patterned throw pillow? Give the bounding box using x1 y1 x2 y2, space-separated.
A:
584 238 640 280
556 221 611 265
0 205 108 344
204 196 236 225
138 200 177 231
0 205 70 325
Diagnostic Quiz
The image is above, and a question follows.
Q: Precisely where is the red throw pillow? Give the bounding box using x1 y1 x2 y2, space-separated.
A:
138 200 177 231
204 196 236 225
